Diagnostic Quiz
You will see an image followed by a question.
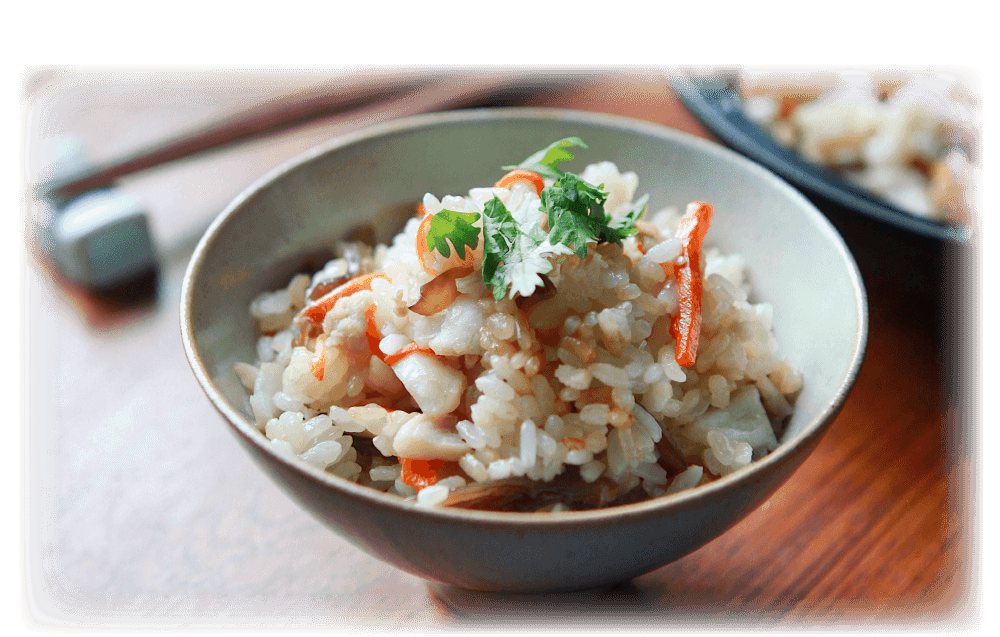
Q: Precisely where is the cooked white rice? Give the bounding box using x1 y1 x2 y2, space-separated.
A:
236 160 802 510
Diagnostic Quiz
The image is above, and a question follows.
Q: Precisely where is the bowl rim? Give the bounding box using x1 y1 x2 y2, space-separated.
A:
180 106 868 526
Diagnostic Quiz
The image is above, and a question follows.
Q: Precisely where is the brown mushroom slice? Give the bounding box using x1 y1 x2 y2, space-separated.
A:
304 241 376 301
439 472 640 512
634 220 665 245
655 431 689 479
308 274 352 301
408 266 474 316
513 273 556 315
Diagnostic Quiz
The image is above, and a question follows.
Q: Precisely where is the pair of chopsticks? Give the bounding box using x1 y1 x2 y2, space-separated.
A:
48 71 585 202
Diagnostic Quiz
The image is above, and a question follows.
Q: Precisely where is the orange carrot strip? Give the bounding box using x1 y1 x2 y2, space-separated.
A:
414 213 438 276
399 457 445 489
310 338 326 381
384 343 437 366
366 305 436 368
495 169 545 196
365 304 386 363
301 273 388 324
670 202 714 368
779 96 798 120
415 201 426 217
562 436 585 451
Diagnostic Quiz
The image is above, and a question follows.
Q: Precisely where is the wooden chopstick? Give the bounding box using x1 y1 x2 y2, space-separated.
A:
46 70 584 201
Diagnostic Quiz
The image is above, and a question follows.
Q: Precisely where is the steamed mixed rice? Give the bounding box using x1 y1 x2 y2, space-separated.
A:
235 144 802 511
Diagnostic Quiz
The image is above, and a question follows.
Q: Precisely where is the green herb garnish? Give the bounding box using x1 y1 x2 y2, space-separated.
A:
481 197 572 301
425 138 649 300
502 136 587 180
425 208 481 259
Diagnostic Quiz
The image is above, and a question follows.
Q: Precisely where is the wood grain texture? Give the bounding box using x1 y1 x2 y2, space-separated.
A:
22 69 975 628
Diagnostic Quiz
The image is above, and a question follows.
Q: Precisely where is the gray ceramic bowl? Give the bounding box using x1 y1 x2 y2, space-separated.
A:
180 108 867 593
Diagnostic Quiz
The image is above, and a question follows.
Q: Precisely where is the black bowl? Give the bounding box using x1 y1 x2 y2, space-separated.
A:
670 72 969 243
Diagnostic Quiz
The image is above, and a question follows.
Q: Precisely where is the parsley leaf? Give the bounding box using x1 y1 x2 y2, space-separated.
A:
607 193 649 241
481 198 519 292
492 233 555 301
481 196 572 300
544 172 614 257
426 209 481 259
502 137 587 181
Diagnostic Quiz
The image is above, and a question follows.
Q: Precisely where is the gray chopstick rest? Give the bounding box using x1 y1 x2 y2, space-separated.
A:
32 189 156 290
32 135 158 291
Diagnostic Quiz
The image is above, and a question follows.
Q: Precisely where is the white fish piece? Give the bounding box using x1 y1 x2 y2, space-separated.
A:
391 352 466 416
428 297 485 356
685 385 778 451
392 413 471 461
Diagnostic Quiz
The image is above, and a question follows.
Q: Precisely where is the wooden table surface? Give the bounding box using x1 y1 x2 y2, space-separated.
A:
22 69 977 628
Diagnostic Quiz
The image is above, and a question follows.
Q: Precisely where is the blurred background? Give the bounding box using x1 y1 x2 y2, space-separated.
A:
21 67 978 626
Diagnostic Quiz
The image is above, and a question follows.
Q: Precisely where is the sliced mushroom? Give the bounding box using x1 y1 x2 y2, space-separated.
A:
513 273 556 314
655 431 688 479
438 472 647 512
408 266 473 316
305 241 375 301
308 274 351 302
634 220 665 247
